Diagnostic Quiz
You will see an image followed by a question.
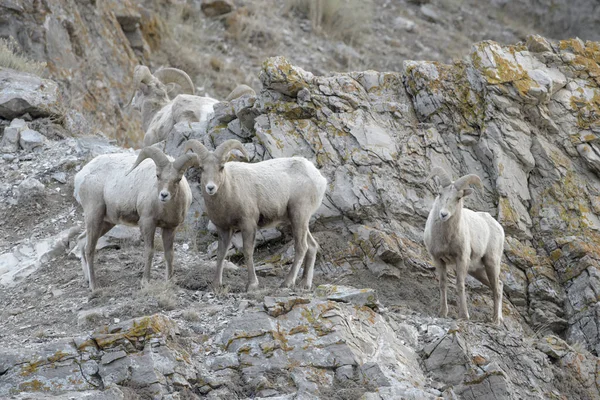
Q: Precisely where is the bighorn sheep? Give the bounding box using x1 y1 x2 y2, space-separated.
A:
225 84 256 101
74 147 200 290
424 168 504 325
184 139 327 291
131 65 219 147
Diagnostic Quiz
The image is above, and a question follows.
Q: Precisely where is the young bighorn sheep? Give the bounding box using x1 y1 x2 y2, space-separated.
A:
424 168 505 325
131 65 219 147
184 139 327 291
74 147 200 290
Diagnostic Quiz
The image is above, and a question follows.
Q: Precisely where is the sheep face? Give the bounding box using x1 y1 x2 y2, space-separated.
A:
436 185 474 221
198 154 225 196
156 164 185 203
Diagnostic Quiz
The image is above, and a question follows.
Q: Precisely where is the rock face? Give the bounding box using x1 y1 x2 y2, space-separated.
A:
0 0 141 144
4 34 600 399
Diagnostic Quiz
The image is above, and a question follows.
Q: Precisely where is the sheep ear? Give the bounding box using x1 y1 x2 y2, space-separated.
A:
215 139 248 164
173 153 200 174
184 139 210 160
462 188 474 197
127 147 170 175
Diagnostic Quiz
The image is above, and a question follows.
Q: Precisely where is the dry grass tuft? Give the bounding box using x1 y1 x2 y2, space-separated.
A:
182 309 200 322
0 37 46 75
139 280 178 310
286 0 374 43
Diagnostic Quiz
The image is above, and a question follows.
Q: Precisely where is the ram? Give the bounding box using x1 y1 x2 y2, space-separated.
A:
131 65 219 147
424 167 505 325
74 147 199 290
185 139 327 291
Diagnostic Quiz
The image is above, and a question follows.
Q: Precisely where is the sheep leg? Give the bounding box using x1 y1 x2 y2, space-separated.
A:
456 257 470 320
281 221 309 288
83 211 109 291
214 227 233 289
434 259 448 318
241 225 259 292
298 231 318 290
484 257 504 325
140 219 156 286
162 228 176 281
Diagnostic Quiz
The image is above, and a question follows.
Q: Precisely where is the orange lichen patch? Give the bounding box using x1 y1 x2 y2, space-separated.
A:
289 325 309 335
355 305 378 325
47 350 71 363
471 41 537 98
272 322 293 351
18 379 50 392
20 360 43 377
472 355 488 366
93 314 175 349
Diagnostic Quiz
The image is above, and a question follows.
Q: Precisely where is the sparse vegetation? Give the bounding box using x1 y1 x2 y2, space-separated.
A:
139 281 178 311
286 0 374 43
182 309 200 322
0 37 46 75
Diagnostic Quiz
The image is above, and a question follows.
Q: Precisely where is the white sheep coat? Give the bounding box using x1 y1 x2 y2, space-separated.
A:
424 206 504 275
143 95 219 147
74 153 192 229
203 157 327 230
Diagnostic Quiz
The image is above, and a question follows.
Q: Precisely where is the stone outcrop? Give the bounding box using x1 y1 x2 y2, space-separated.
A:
4 33 600 399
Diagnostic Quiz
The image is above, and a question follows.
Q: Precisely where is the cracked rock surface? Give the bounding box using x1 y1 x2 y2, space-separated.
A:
3 35 600 399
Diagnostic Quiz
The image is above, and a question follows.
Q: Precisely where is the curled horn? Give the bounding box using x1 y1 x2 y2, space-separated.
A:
173 153 201 173
154 67 195 97
128 147 170 175
453 174 483 191
428 167 452 187
214 139 249 163
183 139 210 160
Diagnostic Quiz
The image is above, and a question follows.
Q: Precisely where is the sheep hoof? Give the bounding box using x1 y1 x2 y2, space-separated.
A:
297 278 312 291
246 281 259 292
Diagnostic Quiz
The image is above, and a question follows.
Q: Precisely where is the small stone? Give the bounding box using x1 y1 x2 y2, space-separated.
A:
201 0 234 17
420 5 441 23
394 16 416 32
51 172 67 184
19 128 45 151
101 350 127 365
16 178 45 200
1 119 27 153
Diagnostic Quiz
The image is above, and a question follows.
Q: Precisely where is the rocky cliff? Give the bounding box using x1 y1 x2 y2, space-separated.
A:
1 33 600 399
2 9 600 399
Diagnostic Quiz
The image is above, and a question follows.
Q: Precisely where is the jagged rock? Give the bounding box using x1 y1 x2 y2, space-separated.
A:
0 70 61 120
1 118 27 152
423 332 469 385
263 296 311 317
0 314 194 398
315 284 379 309
0 227 79 287
19 128 46 151
216 299 434 397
